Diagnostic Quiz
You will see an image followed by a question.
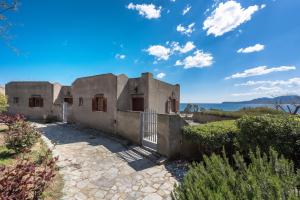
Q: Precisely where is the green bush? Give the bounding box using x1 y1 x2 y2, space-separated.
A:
182 120 238 157
173 149 300 200
5 121 40 153
201 107 284 119
236 115 300 166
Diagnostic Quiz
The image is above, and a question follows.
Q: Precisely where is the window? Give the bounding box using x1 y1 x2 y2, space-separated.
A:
132 97 144 111
29 96 43 108
13 97 19 104
64 97 73 104
79 97 83 106
92 94 107 112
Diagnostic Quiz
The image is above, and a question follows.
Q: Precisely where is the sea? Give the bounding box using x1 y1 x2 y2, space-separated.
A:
180 103 278 112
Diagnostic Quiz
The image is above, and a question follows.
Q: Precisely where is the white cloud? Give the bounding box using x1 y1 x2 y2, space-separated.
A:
203 1 261 36
182 5 191 15
237 43 264 53
261 4 266 9
176 23 195 36
127 3 162 19
171 41 195 54
156 72 166 79
145 45 171 60
115 54 126 59
175 50 213 69
235 78 300 87
225 66 296 79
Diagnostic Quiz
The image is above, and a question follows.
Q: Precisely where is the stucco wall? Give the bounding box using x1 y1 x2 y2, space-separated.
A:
149 78 180 114
0 86 5 95
71 74 117 133
5 82 54 119
116 111 141 144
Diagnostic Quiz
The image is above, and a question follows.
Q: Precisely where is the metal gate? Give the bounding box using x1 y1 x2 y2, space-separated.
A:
140 109 158 151
62 102 68 123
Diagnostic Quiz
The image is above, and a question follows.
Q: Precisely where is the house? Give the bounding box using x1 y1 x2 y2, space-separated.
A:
5 82 65 120
5 73 182 157
6 72 179 123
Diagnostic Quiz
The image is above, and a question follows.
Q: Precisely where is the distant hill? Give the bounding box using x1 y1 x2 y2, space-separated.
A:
223 95 300 104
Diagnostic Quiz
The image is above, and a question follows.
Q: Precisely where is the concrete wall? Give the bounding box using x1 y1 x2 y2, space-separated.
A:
149 78 180 114
157 114 187 157
116 111 141 144
71 74 117 133
5 82 54 120
0 86 5 95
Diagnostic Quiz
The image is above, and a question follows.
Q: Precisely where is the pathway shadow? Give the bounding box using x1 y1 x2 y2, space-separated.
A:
37 122 156 171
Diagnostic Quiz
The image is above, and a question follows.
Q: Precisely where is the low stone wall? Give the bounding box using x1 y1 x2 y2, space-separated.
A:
116 111 141 144
192 112 234 123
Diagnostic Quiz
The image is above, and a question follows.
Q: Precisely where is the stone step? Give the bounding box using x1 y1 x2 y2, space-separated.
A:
129 145 167 165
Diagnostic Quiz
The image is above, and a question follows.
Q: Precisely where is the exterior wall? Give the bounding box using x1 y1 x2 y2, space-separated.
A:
5 82 54 120
116 111 141 144
0 86 5 95
157 114 187 157
71 74 117 133
149 78 180 114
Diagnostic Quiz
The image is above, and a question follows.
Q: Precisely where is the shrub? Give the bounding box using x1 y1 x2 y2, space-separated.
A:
173 149 300 200
200 107 284 119
5 121 40 153
182 120 238 157
0 94 7 112
0 113 25 125
0 150 58 200
236 114 300 166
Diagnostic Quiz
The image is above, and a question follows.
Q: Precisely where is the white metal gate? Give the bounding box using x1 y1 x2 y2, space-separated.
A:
140 109 158 151
62 102 68 123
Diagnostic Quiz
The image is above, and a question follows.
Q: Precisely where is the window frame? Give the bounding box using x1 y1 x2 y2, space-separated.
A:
29 95 44 108
92 94 107 112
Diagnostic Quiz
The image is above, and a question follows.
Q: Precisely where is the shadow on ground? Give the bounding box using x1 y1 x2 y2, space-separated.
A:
37 123 157 171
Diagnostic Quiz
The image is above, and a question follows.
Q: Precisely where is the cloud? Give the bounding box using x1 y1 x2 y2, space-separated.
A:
176 23 195 36
182 5 191 15
127 3 162 19
235 78 300 87
175 50 213 69
171 41 195 54
145 45 171 60
203 1 261 36
225 66 296 79
115 54 126 59
237 43 264 53
156 72 166 79
261 4 266 9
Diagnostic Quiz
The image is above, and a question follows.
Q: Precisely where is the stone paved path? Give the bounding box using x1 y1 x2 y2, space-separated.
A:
36 123 185 200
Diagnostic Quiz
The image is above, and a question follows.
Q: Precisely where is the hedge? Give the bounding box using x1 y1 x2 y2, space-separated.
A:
173 149 300 200
182 120 238 157
236 114 300 167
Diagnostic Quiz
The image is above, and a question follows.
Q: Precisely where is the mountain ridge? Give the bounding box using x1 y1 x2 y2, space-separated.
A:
223 95 300 104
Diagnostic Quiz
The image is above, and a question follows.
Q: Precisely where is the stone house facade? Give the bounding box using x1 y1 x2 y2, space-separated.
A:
0 86 4 95
6 72 179 123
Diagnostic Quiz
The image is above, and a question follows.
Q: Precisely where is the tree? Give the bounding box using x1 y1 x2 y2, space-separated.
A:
0 93 8 112
273 96 300 115
0 0 19 51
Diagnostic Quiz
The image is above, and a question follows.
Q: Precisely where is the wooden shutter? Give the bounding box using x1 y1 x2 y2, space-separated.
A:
40 98 44 107
29 98 33 107
92 98 96 111
175 100 179 113
103 97 107 112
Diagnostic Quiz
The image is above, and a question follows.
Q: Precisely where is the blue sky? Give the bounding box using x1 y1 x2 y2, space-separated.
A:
0 0 299 103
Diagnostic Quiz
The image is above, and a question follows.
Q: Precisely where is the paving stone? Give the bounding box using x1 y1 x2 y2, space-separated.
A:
37 123 187 200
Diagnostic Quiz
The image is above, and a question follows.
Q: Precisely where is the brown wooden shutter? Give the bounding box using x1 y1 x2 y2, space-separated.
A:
175 100 179 113
40 98 44 107
29 98 33 107
103 97 107 112
92 98 96 111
